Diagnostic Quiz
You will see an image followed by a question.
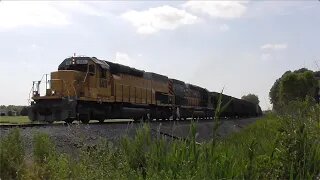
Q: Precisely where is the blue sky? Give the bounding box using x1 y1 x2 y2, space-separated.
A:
0 1 319 110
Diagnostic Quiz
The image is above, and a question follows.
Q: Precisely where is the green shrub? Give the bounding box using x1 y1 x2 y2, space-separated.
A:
31 132 74 179
0 128 25 179
33 132 56 164
121 124 151 178
272 100 320 179
74 140 136 180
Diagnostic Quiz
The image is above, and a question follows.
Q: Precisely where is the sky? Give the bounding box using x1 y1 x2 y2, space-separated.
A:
0 1 319 110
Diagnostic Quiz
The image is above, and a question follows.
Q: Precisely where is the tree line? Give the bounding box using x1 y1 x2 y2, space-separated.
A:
0 105 28 116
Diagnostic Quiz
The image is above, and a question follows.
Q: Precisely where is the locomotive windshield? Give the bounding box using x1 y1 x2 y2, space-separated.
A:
58 58 90 72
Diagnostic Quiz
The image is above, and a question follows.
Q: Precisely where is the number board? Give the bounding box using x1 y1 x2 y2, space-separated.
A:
76 59 88 64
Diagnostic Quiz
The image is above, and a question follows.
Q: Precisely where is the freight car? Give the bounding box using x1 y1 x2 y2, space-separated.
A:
28 56 262 123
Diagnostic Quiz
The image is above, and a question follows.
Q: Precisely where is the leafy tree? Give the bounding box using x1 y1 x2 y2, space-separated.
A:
20 107 29 116
7 110 13 116
279 71 317 104
269 68 318 111
293 68 309 73
269 78 281 110
0 105 28 116
241 94 259 105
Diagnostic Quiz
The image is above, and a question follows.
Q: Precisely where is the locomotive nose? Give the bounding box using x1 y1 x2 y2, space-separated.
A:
50 70 82 98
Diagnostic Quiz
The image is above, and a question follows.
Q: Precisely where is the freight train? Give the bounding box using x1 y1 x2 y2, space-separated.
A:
28 56 262 123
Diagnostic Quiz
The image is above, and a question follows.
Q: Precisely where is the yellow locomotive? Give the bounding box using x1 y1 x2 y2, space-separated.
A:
29 56 260 123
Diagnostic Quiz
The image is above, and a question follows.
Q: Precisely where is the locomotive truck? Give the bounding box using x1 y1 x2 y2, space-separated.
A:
28 56 262 123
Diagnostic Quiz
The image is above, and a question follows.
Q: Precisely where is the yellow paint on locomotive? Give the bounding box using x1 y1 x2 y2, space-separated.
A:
33 58 172 107
50 70 83 97
111 73 169 105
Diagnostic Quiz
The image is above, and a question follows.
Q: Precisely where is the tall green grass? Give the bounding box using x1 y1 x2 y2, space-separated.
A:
0 116 30 124
0 129 25 179
0 100 319 179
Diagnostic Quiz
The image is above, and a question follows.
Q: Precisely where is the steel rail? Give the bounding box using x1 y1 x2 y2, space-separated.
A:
0 116 258 129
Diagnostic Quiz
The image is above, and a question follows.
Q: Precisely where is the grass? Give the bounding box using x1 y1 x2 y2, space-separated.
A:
0 116 30 124
0 100 319 179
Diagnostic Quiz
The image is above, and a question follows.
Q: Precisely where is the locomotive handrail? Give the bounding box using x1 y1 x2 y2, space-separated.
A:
83 64 90 83
27 85 34 105
39 74 46 84
30 73 49 99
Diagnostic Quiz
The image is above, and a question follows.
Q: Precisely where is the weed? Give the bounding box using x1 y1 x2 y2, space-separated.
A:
33 132 56 164
0 128 25 179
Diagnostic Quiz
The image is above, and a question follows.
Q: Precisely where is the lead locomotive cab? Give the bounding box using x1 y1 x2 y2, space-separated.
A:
29 56 111 123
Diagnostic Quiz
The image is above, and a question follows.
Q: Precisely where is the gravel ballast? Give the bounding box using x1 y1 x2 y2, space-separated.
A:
0 117 261 157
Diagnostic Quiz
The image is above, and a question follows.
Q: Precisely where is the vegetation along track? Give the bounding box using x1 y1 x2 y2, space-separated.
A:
0 116 254 129
0 117 260 146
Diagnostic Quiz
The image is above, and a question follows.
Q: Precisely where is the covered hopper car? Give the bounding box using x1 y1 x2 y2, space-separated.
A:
28 56 262 123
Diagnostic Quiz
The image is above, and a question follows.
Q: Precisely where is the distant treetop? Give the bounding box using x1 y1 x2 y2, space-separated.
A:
241 94 259 105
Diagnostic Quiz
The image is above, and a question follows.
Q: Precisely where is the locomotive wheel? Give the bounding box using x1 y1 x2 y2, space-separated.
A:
172 115 177 121
65 118 74 124
81 119 89 124
79 114 90 124
133 117 142 121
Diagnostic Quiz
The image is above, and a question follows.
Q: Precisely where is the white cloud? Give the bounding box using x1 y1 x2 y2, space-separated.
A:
0 1 105 30
0 2 69 29
219 24 229 32
121 5 198 34
54 1 107 17
31 44 38 49
182 1 248 19
261 43 288 50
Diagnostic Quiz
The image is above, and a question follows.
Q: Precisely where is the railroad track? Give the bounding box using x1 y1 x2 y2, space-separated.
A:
0 120 135 129
0 117 253 129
